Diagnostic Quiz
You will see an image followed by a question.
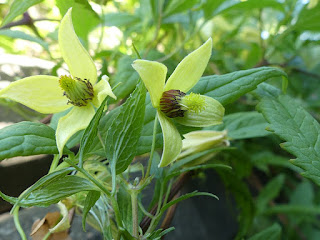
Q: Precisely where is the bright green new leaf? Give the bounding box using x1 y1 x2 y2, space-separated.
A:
0 8 116 156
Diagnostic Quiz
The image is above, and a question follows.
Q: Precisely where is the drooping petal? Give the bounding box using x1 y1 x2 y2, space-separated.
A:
56 105 95 155
157 110 182 167
164 38 212 93
132 60 167 108
175 96 224 127
92 75 116 107
59 8 97 84
0 75 69 114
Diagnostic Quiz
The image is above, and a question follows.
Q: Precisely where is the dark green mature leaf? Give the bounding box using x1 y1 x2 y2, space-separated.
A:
82 191 101 231
257 94 320 185
248 223 281 240
0 121 70 161
11 167 74 213
0 30 49 51
78 97 108 167
1 0 43 26
118 186 132 233
110 56 140 103
207 111 269 139
0 175 98 207
192 67 287 105
105 82 146 174
256 174 285 214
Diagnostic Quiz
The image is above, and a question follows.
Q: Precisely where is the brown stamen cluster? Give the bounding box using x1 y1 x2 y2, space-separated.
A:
160 90 186 118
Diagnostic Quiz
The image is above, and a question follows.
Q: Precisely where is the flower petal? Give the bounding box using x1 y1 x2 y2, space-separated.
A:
56 105 95 156
59 8 97 84
164 38 212 93
0 75 69 114
92 75 116 107
175 96 224 127
132 60 166 108
157 110 182 167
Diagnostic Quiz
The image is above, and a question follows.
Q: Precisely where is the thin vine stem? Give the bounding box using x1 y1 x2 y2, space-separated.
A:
144 113 158 179
48 154 60 173
13 207 27 240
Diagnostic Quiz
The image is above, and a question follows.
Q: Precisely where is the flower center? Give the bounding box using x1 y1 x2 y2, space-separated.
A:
59 75 94 107
180 92 206 114
160 90 207 118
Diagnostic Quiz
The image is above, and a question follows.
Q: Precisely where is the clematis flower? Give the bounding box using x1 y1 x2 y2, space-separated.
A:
0 8 116 155
132 38 224 167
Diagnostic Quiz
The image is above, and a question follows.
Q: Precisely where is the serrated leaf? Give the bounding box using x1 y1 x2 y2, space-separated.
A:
207 111 269 139
0 29 49 51
1 0 43 26
105 82 146 174
257 94 320 185
0 175 98 207
0 121 70 161
82 191 101 231
192 67 287 105
78 97 108 167
248 223 281 240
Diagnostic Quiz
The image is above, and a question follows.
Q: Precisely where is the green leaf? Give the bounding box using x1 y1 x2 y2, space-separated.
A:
163 0 200 17
110 56 140 103
192 67 287 105
137 96 162 156
257 94 320 185
218 170 255 239
0 121 70 161
103 12 140 28
78 97 108 167
118 186 132 233
256 174 285 214
248 223 281 240
263 205 320 215
1 0 43 26
207 111 269 139
105 82 146 174
213 0 285 16
82 191 101 231
0 29 49 51
56 0 100 46
0 175 98 207
160 191 218 214
10 167 74 213
293 3 320 31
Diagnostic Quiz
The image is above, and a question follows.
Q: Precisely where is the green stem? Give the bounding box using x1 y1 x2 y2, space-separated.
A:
48 154 60 173
64 158 111 197
13 207 27 240
145 113 158 179
111 196 124 229
131 191 139 238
